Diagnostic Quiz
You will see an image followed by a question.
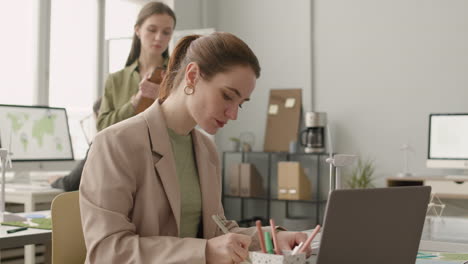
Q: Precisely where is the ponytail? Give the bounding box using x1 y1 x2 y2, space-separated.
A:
159 35 201 102
159 32 261 102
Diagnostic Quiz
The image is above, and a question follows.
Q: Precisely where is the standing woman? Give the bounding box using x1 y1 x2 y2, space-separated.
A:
97 2 176 131
80 32 310 263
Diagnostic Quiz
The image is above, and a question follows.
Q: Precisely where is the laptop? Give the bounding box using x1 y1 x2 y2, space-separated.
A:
310 186 431 264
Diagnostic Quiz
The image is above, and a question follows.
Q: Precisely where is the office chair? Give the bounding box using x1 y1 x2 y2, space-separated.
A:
51 191 86 264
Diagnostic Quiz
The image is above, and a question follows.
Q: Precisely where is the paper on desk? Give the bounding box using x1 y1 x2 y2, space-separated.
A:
416 260 467 264
417 251 468 264
1 218 52 230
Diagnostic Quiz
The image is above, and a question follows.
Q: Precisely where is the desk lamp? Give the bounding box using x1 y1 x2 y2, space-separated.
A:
325 126 358 194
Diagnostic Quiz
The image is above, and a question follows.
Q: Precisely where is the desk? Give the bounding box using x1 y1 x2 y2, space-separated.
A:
420 239 468 252
0 224 51 250
4 184 60 264
387 176 468 199
305 229 468 263
5 183 63 212
0 211 52 264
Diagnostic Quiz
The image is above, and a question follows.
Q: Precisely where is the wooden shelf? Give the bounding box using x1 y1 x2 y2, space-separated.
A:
222 151 328 224
223 195 326 204
387 176 468 199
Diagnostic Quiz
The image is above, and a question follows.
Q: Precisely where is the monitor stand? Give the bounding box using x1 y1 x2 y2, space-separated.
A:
397 172 413 177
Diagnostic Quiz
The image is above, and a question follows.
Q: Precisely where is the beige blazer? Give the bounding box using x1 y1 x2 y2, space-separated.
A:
79 101 261 263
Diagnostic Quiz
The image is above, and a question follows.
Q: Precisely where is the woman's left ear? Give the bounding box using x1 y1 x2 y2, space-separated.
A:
185 63 200 86
134 25 141 38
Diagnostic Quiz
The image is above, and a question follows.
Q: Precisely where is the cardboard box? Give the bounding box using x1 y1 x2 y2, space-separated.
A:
227 163 240 196
240 163 264 198
264 89 302 152
277 162 311 200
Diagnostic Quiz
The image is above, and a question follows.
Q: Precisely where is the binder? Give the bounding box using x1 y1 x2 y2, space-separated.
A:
239 163 264 198
227 163 240 196
277 162 311 200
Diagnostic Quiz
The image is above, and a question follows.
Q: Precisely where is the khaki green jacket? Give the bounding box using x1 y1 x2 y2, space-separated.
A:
97 61 140 131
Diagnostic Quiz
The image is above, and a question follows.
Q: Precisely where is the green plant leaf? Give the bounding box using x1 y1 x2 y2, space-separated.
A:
347 157 375 189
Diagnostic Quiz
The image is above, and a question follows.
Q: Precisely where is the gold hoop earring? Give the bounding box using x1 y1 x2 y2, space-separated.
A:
184 85 195 95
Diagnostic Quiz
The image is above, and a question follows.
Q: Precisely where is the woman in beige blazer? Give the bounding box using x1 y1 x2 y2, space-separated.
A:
80 32 310 264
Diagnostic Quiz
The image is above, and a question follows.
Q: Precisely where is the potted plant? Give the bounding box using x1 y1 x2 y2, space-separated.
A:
228 137 241 152
347 158 375 189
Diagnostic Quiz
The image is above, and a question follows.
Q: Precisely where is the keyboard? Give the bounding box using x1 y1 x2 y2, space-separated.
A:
28 171 70 182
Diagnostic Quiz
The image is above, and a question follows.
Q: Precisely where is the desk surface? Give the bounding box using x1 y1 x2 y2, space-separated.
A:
0 211 51 249
0 225 51 249
6 183 62 193
305 227 468 260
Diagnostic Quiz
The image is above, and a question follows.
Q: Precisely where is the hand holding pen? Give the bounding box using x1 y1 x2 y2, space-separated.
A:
257 218 311 256
208 215 252 264
297 224 321 255
205 233 251 264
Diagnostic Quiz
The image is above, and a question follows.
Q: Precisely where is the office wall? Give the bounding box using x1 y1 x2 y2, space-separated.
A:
201 0 313 152
172 0 204 29
313 0 468 186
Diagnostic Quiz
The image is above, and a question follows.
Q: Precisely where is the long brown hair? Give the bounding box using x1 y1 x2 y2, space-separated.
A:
158 32 261 102
125 2 176 67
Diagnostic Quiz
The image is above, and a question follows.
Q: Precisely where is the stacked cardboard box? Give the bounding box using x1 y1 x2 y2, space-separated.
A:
277 162 311 200
227 163 264 198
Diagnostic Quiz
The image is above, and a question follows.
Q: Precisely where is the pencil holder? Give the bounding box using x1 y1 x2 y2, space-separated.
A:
249 251 306 264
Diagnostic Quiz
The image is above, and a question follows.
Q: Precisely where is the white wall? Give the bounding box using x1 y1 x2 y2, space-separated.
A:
173 0 204 29
202 0 313 152
174 0 468 216
314 0 468 186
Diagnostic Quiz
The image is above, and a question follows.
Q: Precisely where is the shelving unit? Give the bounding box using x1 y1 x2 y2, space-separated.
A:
221 151 329 226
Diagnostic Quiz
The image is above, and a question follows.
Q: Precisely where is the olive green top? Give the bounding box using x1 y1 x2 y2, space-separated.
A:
97 60 140 131
167 128 202 238
97 58 169 131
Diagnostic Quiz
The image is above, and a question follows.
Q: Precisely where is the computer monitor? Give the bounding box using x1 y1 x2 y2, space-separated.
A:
427 113 468 169
0 104 74 161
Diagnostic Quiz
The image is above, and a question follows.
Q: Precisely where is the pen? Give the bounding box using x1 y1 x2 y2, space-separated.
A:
269 218 282 255
255 220 267 253
211 214 230 234
7 227 28 234
298 224 321 254
291 241 304 255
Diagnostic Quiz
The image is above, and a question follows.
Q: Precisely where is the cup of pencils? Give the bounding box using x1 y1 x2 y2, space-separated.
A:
250 250 306 264
249 220 321 264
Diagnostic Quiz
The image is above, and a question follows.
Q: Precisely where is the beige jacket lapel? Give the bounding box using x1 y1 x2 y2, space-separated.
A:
143 101 181 235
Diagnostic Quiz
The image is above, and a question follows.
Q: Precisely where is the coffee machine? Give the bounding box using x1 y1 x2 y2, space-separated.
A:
300 112 327 153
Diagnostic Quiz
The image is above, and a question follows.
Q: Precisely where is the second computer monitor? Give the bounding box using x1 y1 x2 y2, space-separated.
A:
427 113 468 169
0 104 74 161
